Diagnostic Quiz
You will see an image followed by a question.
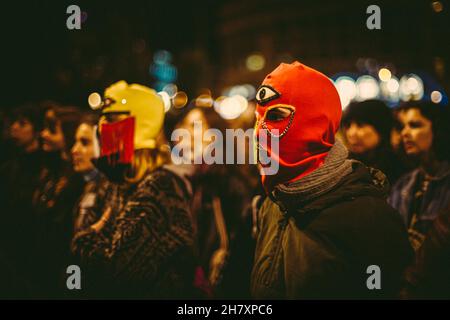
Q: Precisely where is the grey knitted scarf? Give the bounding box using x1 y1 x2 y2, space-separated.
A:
274 139 353 202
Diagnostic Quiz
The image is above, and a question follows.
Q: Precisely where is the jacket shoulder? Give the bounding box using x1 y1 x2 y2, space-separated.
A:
308 195 405 236
303 195 411 265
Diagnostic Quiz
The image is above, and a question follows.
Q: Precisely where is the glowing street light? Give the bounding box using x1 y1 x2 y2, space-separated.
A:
356 75 380 101
334 76 357 109
378 68 392 82
431 90 443 104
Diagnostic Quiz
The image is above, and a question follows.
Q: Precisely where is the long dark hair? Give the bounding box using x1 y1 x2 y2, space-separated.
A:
342 99 394 151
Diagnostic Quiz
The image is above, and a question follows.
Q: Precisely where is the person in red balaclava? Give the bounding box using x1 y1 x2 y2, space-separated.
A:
251 61 413 299
254 61 341 191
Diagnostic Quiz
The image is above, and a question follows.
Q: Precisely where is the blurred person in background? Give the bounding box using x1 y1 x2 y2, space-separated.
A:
7 104 42 155
390 108 416 173
341 99 407 185
251 62 412 299
31 103 84 297
71 113 107 233
401 206 450 299
0 103 44 297
71 81 196 298
389 102 450 252
68 113 110 298
169 106 257 298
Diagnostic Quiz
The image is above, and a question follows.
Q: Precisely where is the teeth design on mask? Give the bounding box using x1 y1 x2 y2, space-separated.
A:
261 109 295 139
256 85 281 105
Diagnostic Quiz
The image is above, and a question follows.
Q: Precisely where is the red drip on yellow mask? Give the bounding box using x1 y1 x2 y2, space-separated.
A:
93 117 135 182
99 117 135 165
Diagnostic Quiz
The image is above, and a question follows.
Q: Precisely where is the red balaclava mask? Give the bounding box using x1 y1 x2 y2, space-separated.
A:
255 61 342 192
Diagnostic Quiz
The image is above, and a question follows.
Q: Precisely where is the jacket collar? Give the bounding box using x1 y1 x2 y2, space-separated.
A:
272 161 389 216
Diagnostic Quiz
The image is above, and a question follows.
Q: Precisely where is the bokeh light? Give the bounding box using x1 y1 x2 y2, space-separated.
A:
158 91 171 112
88 92 102 110
217 95 248 120
380 76 400 103
214 96 227 113
431 90 443 104
172 91 188 109
356 75 380 101
195 94 214 108
378 68 392 82
387 78 400 93
162 83 178 97
334 76 357 109
246 54 265 72
399 74 424 101
233 95 249 113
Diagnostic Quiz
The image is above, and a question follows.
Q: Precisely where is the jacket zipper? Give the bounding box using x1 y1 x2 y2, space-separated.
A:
264 213 288 287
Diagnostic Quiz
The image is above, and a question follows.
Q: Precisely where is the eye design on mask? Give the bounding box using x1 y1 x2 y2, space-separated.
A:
256 85 280 105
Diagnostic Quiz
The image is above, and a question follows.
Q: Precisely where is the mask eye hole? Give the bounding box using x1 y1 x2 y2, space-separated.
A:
256 85 280 105
103 98 116 108
265 107 293 122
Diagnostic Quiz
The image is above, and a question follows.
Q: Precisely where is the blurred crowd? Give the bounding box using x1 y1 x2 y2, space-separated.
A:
0 86 449 299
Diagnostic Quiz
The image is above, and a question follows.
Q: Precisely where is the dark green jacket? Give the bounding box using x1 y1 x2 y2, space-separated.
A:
251 163 413 299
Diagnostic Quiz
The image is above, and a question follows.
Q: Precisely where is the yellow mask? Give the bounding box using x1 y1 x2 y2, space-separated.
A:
101 80 164 149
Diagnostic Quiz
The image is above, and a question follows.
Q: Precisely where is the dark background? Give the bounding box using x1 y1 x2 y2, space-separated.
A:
1 0 449 109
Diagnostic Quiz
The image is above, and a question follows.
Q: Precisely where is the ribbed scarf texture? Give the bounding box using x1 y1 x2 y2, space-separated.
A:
274 139 353 202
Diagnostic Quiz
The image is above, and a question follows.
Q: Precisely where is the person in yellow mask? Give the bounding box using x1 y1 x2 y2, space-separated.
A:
71 81 197 298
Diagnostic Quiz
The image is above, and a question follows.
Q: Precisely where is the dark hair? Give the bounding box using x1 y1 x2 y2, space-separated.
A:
45 104 82 153
341 99 394 147
396 101 450 161
79 112 99 127
11 103 43 133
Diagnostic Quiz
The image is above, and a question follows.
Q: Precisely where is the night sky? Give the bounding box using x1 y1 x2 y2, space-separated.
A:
1 0 448 109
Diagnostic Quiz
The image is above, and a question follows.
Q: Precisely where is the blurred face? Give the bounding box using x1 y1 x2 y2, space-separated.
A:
41 110 65 152
176 109 209 162
182 108 209 138
344 122 380 154
10 118 36 149
399 108 433 158
71 123 95 173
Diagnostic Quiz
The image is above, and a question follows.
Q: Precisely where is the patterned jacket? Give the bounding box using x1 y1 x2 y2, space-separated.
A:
72 168 196 298
389 161 450 250
401 209 450 299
